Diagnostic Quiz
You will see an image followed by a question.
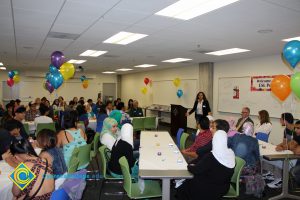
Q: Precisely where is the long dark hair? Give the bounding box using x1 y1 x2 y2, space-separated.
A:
128 99 133 109
10 139 38 157
36 129 57 151
63 110 78 129
259 110 271 125
195 92 207 101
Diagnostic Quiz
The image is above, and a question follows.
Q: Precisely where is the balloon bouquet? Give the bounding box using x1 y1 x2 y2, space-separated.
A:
141 77 151 94
43 51 75 93
80 75 89 89
7 70 20 87
173 78 183 98
271 40 300 101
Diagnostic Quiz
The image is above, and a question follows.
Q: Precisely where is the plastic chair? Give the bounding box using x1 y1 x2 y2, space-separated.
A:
132 117 145 131
176 128 184 148
35 122 56 136
180 132 189 150
77 144 92 170
223 156 246 198
119 156 162 199
144 117 156 130
23 123 30 136
90 133 100 171
256 132 269 143
50 188 70 200
68 148 80 173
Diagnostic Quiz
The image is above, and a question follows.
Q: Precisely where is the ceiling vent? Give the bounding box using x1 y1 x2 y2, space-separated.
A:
47 32 80 40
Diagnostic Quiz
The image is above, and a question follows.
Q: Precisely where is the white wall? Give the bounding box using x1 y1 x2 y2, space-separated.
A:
213 54 294 145
121 65 199 128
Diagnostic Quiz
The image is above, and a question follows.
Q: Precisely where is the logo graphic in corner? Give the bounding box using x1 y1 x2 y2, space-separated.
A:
9 162 36 190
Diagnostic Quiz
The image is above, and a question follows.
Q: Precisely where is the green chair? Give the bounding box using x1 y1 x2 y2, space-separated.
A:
119 156 162 199
180 132 189 150
223 157 246 198
144 117 157 130
132 117 145 131
68 148 79 173
90 133 100 170
98 145 121 180
35 122 56 136
77 143 92 170
23 123 30 136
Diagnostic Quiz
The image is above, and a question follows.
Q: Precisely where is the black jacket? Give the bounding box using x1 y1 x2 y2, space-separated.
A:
189 100 211 117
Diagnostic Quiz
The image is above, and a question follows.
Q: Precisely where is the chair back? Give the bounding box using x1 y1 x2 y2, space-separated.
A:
180 132 189 150
50 188 70 200
119 156 132 196
23 123 30 135
231 157 246 196
144 117 156 130
256 132 269 142
68 156 80 174
92 133 100 154
36 122 56 136
176 128 184 148
77 144 92 170
132 117 145 131
99 145 110 179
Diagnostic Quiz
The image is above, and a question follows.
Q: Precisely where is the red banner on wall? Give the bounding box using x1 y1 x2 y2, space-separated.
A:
251 76 274 91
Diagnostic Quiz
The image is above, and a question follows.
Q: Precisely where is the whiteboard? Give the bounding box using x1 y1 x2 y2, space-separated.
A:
152 79 197 108
218 77 300 119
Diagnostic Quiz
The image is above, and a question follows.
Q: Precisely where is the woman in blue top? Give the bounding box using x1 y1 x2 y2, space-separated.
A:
57 110 87 168
96 105 108 133
37 129 67 179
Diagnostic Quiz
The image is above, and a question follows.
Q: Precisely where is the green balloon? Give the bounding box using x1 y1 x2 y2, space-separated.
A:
13 70 19 75
290 72 300 99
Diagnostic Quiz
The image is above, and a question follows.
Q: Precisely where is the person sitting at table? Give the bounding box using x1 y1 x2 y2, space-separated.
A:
255 110 272 135
100 118 119 150
0 102 14 127
25 102 40 121
10 139 54 199
280 112 295 142
52 99 60 111
77 104 89 128
109 109 122 129
13 106 29 140
235 107 254 133
108 123 138 178
116 102 131 126
128 100 143 117
85 102 95 119
57 110 87 167
96 105 108 133
73 97 78 106
228 122 260 175
105 101 113 116
37 129 67 179
127 99 133 112
177 119 235 200
34 104 53 128
35 97 41 109
181 116 212 160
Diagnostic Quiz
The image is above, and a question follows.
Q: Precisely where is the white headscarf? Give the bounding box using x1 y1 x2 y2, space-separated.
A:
211 130 235 168
115 123 134 148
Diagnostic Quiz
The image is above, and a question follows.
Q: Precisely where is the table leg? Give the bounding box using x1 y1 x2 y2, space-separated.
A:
269 158 300 200
162 178 171 200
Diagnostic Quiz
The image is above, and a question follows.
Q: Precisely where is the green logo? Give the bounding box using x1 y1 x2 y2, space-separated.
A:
9 162 36 190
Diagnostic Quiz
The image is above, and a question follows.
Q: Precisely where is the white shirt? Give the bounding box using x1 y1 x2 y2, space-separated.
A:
196 101 203 115
255 122 272 135
34 116 53 127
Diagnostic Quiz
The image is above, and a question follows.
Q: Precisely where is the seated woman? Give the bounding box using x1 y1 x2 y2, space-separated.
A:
76 104 89 128
177 120 235 200
109 109 122 129
228 122 260 175
96 105 108 133
108 123 138 178
255 110 272 135
10 139 54 199
36 129 67 179
100 118 119 150
57 110 87 168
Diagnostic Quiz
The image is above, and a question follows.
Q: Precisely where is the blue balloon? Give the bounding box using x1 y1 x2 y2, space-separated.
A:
49 71 64 89
45 72 51 80
8 71 15 78
177 89 183 98
49 64 58 73
80 75 86 82
283 40 300 68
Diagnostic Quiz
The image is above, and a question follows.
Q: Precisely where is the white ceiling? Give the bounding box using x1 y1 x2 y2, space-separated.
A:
0 0 300 74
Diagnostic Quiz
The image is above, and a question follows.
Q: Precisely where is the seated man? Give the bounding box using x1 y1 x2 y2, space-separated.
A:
128 100 143 117
25 102 40 121
181 117 212 159
34 104 53 128
235 107 254 133
279 113 295 142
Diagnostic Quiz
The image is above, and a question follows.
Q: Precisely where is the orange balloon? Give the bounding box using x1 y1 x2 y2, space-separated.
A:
270 75 291 101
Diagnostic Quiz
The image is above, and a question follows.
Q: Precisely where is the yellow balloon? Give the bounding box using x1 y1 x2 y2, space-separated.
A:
13 75 20 83
60 63 75 80
173 78 181 87
82 80 89 89
141 87 147 94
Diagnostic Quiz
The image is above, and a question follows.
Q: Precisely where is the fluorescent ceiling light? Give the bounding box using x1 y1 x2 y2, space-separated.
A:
115 68 133 71
80 50 107 57
282 36 300 42
0 62 3 66
102 71 116 74
134 64 157 68
205 48 250 56
67 59 86 64
155 0 239 20
162 58 192 63
0 66 6 70
103 31 148 45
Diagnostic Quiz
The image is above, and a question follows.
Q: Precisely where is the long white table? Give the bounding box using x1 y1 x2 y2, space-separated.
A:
258 140 300 200
139 131 193 200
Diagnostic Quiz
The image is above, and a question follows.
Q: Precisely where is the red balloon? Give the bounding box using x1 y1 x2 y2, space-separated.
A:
144 77 150 85
7 78 14 87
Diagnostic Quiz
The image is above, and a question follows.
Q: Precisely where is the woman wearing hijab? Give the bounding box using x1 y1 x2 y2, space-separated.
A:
109 110 123 129
108 123 138 178
177 119 235 200
100 118 119 150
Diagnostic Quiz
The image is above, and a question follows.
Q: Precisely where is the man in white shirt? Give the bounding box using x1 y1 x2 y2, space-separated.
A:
34 104 53 128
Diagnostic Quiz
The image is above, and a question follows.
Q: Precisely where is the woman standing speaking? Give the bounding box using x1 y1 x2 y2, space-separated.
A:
186 92 212 124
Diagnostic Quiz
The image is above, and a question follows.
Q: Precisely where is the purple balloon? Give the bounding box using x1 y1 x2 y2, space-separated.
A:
46 81 54 93
51 51 65 69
